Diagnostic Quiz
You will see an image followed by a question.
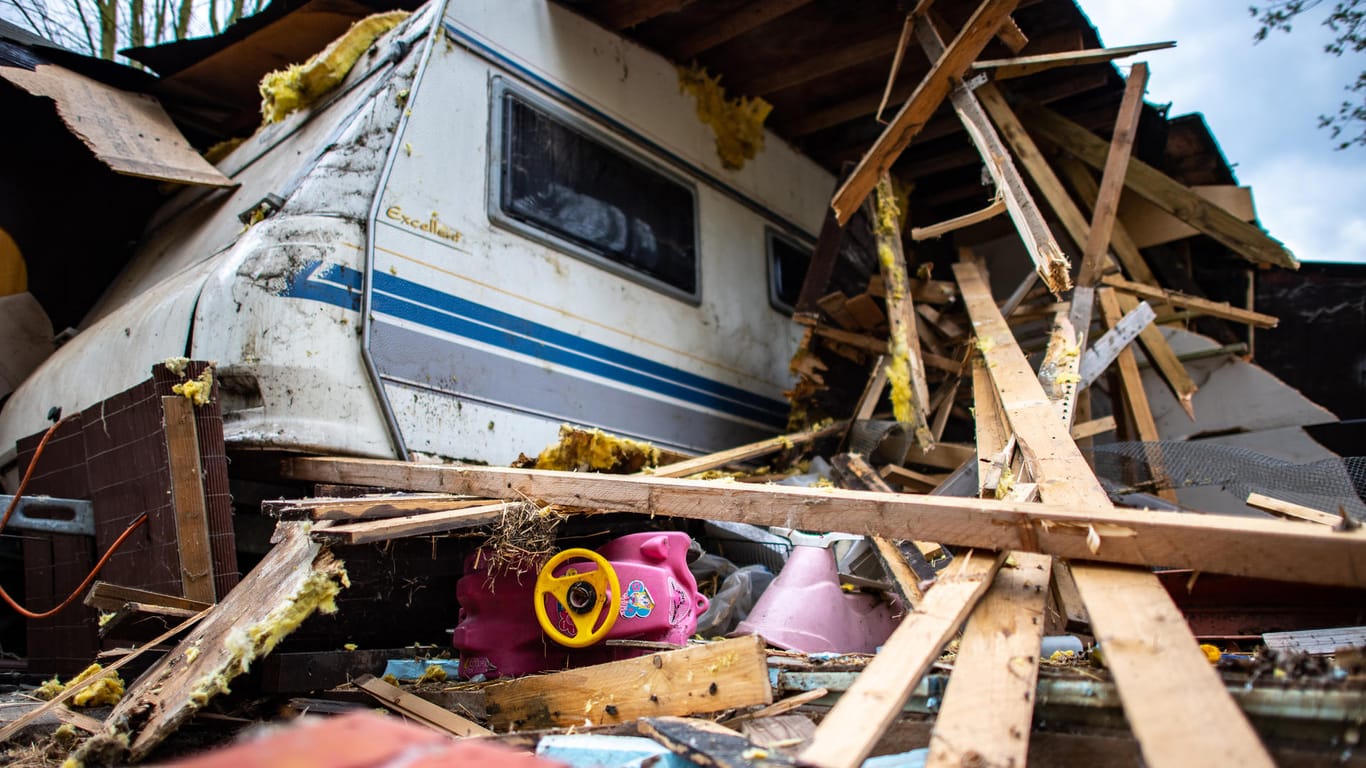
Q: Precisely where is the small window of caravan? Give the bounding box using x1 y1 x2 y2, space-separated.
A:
489 79 700 302
766 228 813 314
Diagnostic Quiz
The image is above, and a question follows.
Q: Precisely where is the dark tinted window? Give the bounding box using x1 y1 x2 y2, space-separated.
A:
500 92 698 296
768 230 812 312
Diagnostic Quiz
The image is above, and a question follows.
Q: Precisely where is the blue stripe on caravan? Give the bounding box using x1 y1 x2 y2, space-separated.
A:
280 261 789 425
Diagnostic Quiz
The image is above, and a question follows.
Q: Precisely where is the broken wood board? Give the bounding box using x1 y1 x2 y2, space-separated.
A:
954 260 1276 768
651 421 845 479
1070 415 1117 441
831 0 1020 224
163 396 217 603
281 456 1366 589
0 64 233 187
1117 291 1199 420
875 173 933 448
641 716 797 767
830 453 929 605
262 493 492 521
1075 63 1148 292
916 16 1071 295
95 521 348 761
925 552 1050 768
355 674 492 737
910 196 1007 240
484 635 772 730
85 581 213 614
1098 288 1178 503
972 40 1176 80
1102 274 1279 328
1245 492 1342 527
1017 100 1297 269
309 501 515 545
0 609 209 744
799 552 1005 768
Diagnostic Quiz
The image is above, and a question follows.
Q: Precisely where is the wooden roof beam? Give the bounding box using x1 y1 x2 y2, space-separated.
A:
830 0 1021 224
974 40 1176 80
593 0 696 31
670 0 815 60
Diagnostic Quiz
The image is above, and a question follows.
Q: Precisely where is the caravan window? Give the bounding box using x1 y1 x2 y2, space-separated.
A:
492 83 699 301
766 229 812 314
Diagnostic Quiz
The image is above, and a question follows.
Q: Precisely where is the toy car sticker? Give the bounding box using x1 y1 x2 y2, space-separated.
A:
621 579 655 618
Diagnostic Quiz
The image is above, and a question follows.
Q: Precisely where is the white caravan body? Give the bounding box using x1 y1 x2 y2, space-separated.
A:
0 0 833 475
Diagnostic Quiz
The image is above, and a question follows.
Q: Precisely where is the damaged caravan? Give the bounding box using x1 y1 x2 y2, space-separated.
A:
0 0 834 474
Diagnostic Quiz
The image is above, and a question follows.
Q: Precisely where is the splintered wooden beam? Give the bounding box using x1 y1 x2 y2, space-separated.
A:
355 675 492 737
281 456 1366 588
925 552 1050 768
1116 291 1199 420
972 41 1175 80
163 396 216 603
85 581 213 614
831 0 1020 224
928 357 1050 768
1097 288 1178 503
910 196 1007 240
995 15 1029 53
484 635 771 730
263 494 492 521
1017 101 1299 269
1050 154 1159 286
652 421 846 478
799 552 1005 768
875 173 933 448
1102 274 1280 328
310 502 515 545
915 16 1071 294
954 261 1277 768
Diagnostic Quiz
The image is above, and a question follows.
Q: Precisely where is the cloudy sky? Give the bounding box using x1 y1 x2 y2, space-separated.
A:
1082 0 1366 264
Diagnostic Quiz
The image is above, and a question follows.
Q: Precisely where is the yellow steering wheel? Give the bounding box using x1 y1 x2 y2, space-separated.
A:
533 548 621 648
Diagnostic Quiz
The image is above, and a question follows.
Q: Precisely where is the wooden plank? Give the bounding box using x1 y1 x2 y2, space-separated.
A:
725 688 830 725
1050 559 1090 631
280 457 1366 589
794 200 845 313
1117 291 1199 421
653 421 846 479
954 261 1276 768
831 0 1021 224
355 674 492 737
910 195 1007 240
903 441 976 471
973 41 1175 80
844 293 887 330
1070 415 1116 440
310 502 514 545
1077 63 1148 290
747 31 903 96
925 552 1050 768
484 635 772 730
670 0 813 58
103 522 349 761
0 609 208 744
1246 492 1342 527
85 581 213 614
879 463 948 490
995 15 1029 53
1102 274 1280 328
799 552 1005 768
817 291 859 329
914 16 1072 295
875 173 933 448
163 396 217 603
1051 153 1198 416
1017 100 1299 269
1097 288 1178 503
262 493 491 521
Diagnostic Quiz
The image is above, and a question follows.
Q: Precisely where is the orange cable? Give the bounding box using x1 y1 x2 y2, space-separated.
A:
1 415 153 619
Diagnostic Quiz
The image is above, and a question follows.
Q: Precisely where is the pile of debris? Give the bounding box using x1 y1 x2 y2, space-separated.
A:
2 0 1365 767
